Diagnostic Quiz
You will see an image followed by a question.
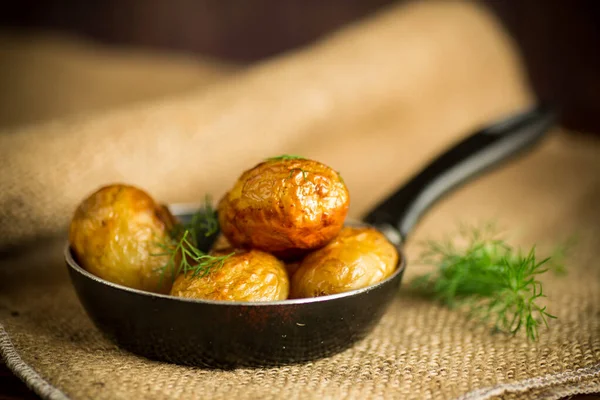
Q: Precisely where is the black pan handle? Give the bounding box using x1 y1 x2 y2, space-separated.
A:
363 104 556 244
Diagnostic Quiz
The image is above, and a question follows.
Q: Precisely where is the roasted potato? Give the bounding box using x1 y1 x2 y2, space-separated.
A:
210 233 232 252
170 249 289 302
290 226 398 298
218 157 350 258
69 184 178 294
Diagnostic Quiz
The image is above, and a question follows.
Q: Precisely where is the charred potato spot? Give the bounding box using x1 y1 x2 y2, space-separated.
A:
69 184 177 294
291 227 399 298
218 159 350 259
170 249 289 302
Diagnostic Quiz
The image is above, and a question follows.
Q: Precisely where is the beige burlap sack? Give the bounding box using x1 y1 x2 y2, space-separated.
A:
1 1 598 399
0 31 237 130
0 0 533 251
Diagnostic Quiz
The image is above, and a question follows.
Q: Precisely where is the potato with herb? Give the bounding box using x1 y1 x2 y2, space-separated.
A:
218 156 350 259
69 184 178 294
170 249 289 302
291 227 398 298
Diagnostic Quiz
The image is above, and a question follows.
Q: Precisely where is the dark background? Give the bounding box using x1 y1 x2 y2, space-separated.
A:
1 0 599 134
1 1 599 398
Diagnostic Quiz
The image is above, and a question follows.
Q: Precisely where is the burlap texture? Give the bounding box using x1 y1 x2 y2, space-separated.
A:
0 31 237 130
0 0 533 251
0 1 599 399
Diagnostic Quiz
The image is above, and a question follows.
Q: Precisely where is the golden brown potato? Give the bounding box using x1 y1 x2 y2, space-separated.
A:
291 227 398 298
170 249 289 302
69 184 178 294
210 233 232 252
218 157 350 259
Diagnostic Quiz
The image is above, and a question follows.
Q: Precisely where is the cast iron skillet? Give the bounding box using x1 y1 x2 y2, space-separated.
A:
65 104 555 368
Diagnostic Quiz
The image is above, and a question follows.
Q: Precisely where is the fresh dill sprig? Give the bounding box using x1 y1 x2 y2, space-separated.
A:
186 194 219 247
166 195 219 250
153 196 232 283
154 230 232 283
411 223 566 341
266 154 305 161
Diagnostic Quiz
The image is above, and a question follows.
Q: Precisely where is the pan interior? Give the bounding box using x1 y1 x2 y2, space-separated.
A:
65 205 406 307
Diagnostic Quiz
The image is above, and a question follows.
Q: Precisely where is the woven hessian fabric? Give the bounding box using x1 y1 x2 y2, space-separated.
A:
0 2 598 399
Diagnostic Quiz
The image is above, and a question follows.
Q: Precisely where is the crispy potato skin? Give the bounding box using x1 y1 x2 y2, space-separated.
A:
69 184 178 294
291 227 398 298
170 249 289 302
210 234 232 252
218 158 350 258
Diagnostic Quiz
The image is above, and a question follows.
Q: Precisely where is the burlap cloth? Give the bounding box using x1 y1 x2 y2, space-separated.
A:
0 31 237 130
0 2 598 399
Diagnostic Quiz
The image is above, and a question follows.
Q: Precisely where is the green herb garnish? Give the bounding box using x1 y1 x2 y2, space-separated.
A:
188 194 219 247
411 223 568 341
155 230 232 282
266 154 305 161
153 196 232 283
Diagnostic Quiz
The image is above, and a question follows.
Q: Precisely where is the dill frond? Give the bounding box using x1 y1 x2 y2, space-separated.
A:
411 224 566 341
153 196 232 284
266 154 305 161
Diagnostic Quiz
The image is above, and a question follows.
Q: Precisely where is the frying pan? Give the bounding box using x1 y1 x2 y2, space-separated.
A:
65 104 555 368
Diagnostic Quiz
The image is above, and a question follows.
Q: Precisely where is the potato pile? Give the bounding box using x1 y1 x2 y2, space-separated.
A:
69 157 399 302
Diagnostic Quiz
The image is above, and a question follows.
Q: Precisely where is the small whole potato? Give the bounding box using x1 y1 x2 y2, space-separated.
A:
69 184 178 294
291 227 398 298
170 249 289 302
210 233 232 252
218 157 350 259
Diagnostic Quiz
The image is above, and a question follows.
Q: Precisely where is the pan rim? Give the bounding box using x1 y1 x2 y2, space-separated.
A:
65 237 406 309
65 202 406 306
65 243 405 306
